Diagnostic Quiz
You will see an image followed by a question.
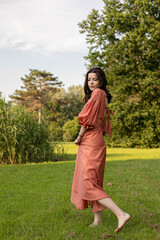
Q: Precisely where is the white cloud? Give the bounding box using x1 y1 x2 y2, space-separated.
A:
0 0 104 55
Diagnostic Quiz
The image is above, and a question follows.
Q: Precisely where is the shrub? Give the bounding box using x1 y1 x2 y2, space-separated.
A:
63 117 80 141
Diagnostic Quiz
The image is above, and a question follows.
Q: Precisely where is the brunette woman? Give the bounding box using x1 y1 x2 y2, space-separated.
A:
71 67 130 232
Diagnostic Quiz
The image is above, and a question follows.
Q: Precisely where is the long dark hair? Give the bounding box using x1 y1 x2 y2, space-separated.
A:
84 67 112 104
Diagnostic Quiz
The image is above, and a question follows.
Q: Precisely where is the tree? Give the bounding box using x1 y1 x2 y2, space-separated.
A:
78 0 160 147
62 85 84 121
45 85 84 141
10 69 63 123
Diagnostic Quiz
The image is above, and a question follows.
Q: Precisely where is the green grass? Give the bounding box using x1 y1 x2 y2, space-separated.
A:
0 145 160 240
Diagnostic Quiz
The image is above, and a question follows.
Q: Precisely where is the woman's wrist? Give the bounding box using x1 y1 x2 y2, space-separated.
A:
78 133 83 138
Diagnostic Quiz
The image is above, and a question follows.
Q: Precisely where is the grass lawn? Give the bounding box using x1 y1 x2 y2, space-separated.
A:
0 145 160 240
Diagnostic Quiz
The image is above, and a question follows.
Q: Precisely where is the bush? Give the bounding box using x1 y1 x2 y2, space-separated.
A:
49 121 64 142
63 117 80 141
104 103 160 148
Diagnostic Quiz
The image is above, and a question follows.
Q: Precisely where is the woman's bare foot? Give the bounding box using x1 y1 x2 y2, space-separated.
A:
90 220 102 227
90 212 102 227
115 213 130 232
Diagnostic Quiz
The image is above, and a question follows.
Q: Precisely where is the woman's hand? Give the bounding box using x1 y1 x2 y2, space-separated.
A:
74 136 82 145
74 128 86 145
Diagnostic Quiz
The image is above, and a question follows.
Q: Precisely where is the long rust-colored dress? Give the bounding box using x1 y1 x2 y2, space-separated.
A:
71 88 114 212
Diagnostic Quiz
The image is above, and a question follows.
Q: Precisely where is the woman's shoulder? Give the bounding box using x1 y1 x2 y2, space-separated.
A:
92 88 108 106
92 88 105 97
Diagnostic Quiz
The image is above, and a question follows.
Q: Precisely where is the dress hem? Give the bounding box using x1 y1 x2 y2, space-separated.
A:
71 195 110 213
71 198 110 213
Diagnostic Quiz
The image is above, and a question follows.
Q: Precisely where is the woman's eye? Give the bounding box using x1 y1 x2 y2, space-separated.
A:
88 79 98 81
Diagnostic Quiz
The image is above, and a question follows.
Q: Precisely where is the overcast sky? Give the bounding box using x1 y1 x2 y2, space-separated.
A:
0 0 104 101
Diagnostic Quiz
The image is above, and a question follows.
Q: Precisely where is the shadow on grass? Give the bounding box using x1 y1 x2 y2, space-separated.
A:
55 153 131 162
55 153 77 161
106 153 130 157
55 153 160 162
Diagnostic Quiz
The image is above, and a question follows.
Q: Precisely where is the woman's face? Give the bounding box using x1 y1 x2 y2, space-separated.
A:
88 73 100 91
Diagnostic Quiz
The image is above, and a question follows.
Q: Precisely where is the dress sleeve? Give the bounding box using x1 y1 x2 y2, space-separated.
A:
78 88 103 129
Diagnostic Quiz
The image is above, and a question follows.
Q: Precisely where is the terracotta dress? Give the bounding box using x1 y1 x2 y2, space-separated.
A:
71 88 114 212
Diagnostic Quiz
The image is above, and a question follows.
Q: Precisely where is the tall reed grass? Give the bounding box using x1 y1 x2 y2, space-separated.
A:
0 98 55 164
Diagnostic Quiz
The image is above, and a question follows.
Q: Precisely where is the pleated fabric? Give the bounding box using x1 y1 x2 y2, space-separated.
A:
71 88 113 212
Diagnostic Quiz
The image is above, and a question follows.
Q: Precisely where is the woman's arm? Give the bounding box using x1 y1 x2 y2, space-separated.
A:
74 126 87 145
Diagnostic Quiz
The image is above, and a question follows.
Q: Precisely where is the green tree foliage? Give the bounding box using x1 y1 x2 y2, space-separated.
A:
79 0 160 147
9 69 63 123
62 85 84 121
0 97 54 164
46 85 84 141
63 117 80 141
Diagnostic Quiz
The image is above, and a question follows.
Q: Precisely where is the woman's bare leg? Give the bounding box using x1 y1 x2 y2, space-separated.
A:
97 198 130 232
90 211 102 227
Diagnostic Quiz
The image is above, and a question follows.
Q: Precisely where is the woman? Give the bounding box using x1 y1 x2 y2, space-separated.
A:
71 67 130 232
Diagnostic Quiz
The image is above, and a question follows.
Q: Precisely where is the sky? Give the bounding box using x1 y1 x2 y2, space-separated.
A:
0 0 104 101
